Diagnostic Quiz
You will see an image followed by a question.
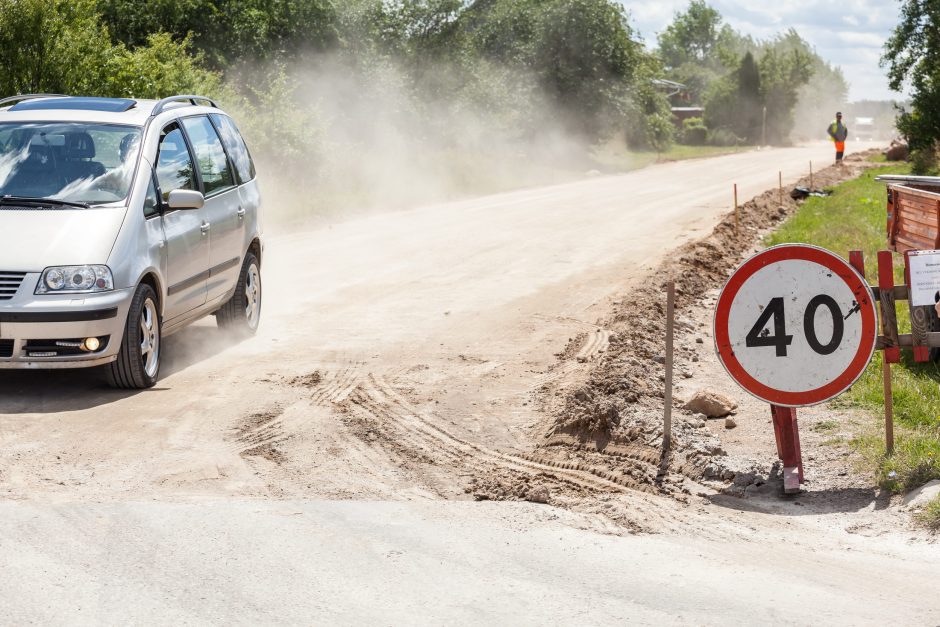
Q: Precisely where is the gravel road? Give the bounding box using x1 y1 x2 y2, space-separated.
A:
3 143 938 624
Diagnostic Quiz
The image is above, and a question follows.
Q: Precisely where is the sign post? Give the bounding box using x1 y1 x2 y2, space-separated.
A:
714 244 878 492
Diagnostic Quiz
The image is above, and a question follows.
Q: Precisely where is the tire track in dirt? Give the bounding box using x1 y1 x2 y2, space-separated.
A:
533 329 611 392
309 366 365 405
574 329 610 363
339 373 650 494
232 407 288 464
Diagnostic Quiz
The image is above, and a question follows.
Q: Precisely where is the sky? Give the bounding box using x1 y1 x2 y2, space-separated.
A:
618 0 904 102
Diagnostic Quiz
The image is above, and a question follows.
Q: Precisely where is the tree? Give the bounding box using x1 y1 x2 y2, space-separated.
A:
97 0 339 70
737 51 763 141
0 0 218 98
658 0 726 68
758 39 813 144
657 0 743 104
703 51 761 143
531 0 644 138
882 0 940 169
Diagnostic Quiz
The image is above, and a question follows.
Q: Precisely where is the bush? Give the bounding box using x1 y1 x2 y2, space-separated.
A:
707 128 742 146
910 142 939 175
681 116 707 145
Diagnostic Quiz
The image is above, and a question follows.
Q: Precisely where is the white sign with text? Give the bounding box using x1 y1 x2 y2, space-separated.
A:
907 249 940 307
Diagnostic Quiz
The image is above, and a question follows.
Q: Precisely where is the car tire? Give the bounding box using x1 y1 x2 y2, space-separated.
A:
106 283 161 389
216 252 261 335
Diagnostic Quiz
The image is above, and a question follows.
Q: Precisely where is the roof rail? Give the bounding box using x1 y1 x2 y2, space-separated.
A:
151 95 218 117
0 94 67 107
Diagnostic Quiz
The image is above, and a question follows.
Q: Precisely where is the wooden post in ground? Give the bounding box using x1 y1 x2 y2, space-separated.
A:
877 250 898 454
810 161 814 190
734 184 739 234
778 171 783 206
663 281 675 451
771 404 803 493
850 249 895 456
883 358 894 455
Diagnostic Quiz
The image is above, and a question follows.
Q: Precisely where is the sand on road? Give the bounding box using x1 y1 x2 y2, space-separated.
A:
2 143 938 624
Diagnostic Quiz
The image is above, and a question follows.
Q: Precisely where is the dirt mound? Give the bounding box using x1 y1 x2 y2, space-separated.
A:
539 151 881 489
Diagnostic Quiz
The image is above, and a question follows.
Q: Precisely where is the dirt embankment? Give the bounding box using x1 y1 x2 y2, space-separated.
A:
531 152 881 493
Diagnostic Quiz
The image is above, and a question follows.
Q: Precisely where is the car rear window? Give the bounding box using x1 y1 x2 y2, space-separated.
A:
209 113 256 185
181 115 236 197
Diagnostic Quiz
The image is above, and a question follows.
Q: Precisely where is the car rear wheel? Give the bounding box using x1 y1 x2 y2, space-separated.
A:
216 252 261 335
106 283 160 389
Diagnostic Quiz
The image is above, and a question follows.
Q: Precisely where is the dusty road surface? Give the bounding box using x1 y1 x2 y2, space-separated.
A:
3 143 939 624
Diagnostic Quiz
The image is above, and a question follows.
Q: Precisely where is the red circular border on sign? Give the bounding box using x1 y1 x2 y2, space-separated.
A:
714 244 877 407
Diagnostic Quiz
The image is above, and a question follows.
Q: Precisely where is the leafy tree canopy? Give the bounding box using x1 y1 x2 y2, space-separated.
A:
882 0 940 159
0 0 218 98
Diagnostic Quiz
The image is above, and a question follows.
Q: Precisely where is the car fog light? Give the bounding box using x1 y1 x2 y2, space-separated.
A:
81 337 100 352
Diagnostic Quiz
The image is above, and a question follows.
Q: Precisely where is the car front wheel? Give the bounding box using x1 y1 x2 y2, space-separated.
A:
107 283 161 389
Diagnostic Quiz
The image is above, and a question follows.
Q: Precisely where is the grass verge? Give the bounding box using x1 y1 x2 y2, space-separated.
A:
593 143 751 172
766 162 940 516
917 495 940 530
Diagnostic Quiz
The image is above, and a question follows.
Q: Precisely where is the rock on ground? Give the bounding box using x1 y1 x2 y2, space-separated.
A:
684 389 738 418
902 480 940 509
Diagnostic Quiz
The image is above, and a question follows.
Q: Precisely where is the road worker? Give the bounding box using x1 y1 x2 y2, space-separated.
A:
827 112 848 165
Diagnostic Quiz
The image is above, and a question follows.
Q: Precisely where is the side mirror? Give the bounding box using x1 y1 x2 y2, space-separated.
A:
166 189 205 210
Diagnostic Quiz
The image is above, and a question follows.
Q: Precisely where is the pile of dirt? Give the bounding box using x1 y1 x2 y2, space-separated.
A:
539 151 882 489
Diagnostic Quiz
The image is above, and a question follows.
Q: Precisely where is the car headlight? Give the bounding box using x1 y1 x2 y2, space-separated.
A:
35 265 114 294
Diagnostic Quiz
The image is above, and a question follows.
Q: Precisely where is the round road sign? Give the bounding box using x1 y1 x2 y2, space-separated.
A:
714 244 877 407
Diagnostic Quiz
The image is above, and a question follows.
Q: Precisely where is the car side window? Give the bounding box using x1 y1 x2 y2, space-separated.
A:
156 123 196 201
209 113 256 184
143 176 160 218
181 116 235 196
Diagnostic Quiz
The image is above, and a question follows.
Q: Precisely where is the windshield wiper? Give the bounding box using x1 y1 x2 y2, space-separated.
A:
0 195 90 209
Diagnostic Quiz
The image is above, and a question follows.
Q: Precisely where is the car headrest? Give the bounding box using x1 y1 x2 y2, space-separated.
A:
25 144 53 164
65 132 95 159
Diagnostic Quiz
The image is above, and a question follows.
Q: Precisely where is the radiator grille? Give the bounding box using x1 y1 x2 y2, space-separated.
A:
0 272 26 300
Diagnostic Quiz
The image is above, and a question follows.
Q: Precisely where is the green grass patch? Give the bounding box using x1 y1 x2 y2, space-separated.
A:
766 163 910 263
917 495 940 530
592 143 752 173
813 420 840 433
853 426 940 492
765 162 940 496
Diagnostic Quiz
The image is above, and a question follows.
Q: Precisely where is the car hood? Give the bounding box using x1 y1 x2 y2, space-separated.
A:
0 206 127 271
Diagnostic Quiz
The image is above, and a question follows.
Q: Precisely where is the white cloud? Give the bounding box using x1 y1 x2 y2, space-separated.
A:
618 0 903 101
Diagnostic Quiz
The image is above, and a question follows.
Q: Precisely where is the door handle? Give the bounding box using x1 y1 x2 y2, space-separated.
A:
236 207 246 219
200 221 211 235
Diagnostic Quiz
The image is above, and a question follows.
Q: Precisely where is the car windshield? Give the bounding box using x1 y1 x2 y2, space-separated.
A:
0 122 141 205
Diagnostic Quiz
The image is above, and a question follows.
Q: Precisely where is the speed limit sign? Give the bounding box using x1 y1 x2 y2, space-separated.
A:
714 244 877 407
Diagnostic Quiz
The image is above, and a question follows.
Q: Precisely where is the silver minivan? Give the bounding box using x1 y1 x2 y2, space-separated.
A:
0 94 263 388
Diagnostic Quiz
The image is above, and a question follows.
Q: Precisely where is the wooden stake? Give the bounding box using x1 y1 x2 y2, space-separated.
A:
778 171 783 206
771 404 803 492
877 251 900 364
734 183 739 234
883 357 894 455
810 161 814 190
663 280 675 450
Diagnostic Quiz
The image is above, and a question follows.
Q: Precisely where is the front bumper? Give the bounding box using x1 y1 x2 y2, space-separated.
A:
0 276 133 369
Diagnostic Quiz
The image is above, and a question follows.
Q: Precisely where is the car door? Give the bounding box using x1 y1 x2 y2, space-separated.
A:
210 112 259 237
157 121 210 321
180 115 242 304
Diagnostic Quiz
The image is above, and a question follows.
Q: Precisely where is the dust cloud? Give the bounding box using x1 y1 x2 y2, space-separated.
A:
234 54 599 228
